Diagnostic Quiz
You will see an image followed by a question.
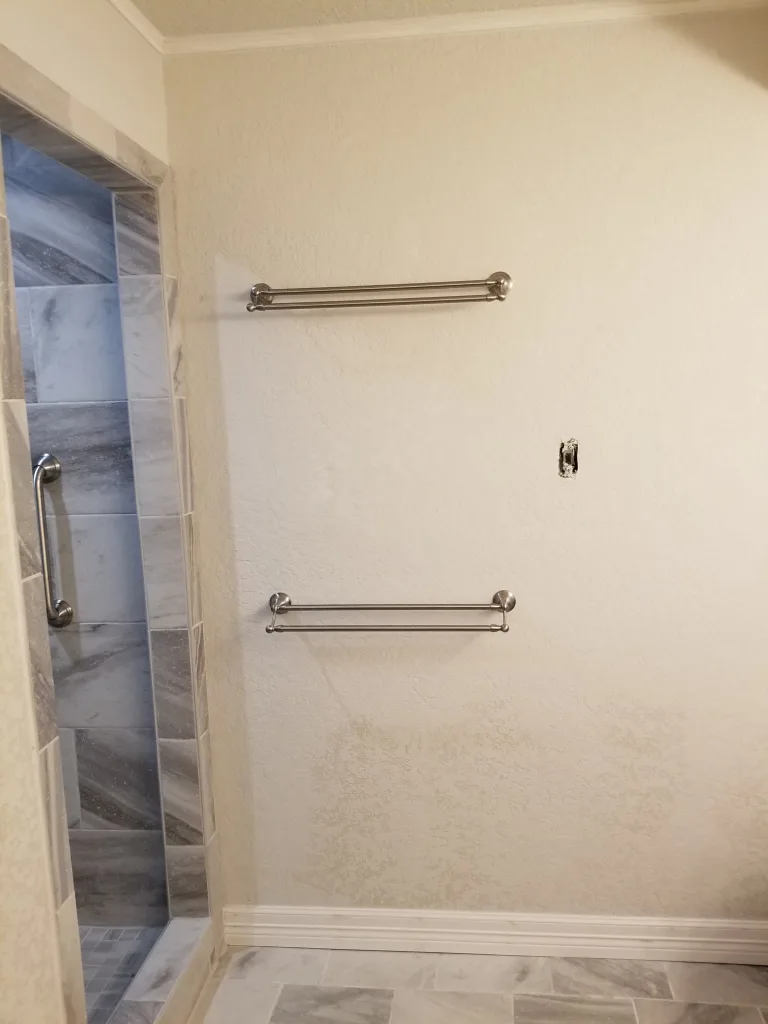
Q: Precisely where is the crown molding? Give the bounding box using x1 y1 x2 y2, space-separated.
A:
107 0 165 53
164 0 768 56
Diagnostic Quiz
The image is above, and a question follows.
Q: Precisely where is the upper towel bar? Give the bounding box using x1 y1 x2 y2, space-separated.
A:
266 590 516 634
247 271 512 312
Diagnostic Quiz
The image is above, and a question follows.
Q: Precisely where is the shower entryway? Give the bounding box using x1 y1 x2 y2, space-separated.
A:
1 111 211 1024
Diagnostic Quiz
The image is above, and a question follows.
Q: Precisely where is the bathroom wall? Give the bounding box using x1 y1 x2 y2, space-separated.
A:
3 135 167 925
167 7 768 917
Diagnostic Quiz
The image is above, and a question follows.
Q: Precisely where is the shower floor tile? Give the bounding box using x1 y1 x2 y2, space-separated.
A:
79 925 164 1024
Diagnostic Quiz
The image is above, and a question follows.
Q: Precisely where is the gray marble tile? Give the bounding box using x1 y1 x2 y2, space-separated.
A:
274 986 394 1024
114 135 166 190
59 727 82 826
139 516 187 628
156 178 177 279
227 948 330 987
76 728 161 830
23 573 57 746
3 135 117 286
636 1002 763 1024
70 829 168 926
551 959 672 999
158 738 203 844
27 401 135 515
115 193 160 276
151 629 195 739
40 737 74 908
4 399 40 577
175 397 192 513
514 996 636 1024
184 513 201 627
166 845 209 916
109 1002 163 1023
204 981 280 1024
119 276 169 399
324 951 440 990
193 622 208 735
0 213 24 399
435 954 552 995
124 917 208 1002
28 284 127 402
14 287 37 401
199 730 216 840
48 513 146 623
129 400 179 516
165 277 184 396
666 965 768 1007
51 624 153 729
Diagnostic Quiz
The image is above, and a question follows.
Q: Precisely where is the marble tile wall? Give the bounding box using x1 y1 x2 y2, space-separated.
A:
2 134 167 927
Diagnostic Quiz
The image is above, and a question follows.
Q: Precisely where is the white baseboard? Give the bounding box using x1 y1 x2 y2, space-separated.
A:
224 905 768 964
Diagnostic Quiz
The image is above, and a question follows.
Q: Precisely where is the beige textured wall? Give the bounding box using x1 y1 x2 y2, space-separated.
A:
0 0 167 161
167 9 768 917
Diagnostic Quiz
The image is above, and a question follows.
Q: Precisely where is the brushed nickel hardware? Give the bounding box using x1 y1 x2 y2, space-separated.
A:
247 271 511 312
266 590 516 634
32 454 73 628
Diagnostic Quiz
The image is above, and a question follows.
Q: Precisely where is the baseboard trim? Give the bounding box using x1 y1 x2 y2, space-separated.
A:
224 906 768 964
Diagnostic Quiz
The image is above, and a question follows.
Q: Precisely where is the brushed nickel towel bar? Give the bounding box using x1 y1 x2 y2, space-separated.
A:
247 271 512 312
266 590 516 634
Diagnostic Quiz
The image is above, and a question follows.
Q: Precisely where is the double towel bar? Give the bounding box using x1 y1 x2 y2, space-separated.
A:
247 271 512 312
266 590 516 634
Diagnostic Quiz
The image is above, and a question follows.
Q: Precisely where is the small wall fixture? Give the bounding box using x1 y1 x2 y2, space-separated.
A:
247 271 512 312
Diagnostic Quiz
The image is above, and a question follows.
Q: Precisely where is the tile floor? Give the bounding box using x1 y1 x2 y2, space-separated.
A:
203 949 768 1024
80 925 164 1024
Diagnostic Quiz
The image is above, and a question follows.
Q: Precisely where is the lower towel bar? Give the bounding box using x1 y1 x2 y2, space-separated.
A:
266 590 516 634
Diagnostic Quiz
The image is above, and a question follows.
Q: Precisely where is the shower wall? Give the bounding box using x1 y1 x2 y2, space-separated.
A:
2 135 167 925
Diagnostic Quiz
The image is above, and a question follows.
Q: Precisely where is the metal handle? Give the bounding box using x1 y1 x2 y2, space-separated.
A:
266 590 516 634
32 454 73 628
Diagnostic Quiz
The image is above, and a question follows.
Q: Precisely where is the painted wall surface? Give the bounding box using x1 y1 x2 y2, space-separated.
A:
167 10 768 916
0 0 167 162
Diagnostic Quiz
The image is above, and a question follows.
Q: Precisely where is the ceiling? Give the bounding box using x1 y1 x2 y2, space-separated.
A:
131 0 585 38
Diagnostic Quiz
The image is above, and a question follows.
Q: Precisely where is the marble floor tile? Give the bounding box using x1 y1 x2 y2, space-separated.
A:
123 918 207 1003
119 276 169 399
70 830 168 926
76 728 162 830
323 950 441 990
51 624 154 729
129 399 179 516
139 516 188 628
4 399 41 578
227 948 330 987
435 954 552 994
28 284 126 402
49 513 146 623
158 738 203 843
551 959 672 999
3 135 118 286
165 845 209 917
635 1000 764 1024
109 1002 164 1024
514 995 636 1024
390 989 513 1024
115 193 161 276
151 629 195 739
27 401 135 515
272 985 393 1024
666 965 768 1007
23 573 57 746
204 980 280 1024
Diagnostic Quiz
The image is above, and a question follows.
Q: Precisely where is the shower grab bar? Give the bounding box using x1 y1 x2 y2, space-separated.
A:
247 271 512 312
266 590 516 634
32 454 73 628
